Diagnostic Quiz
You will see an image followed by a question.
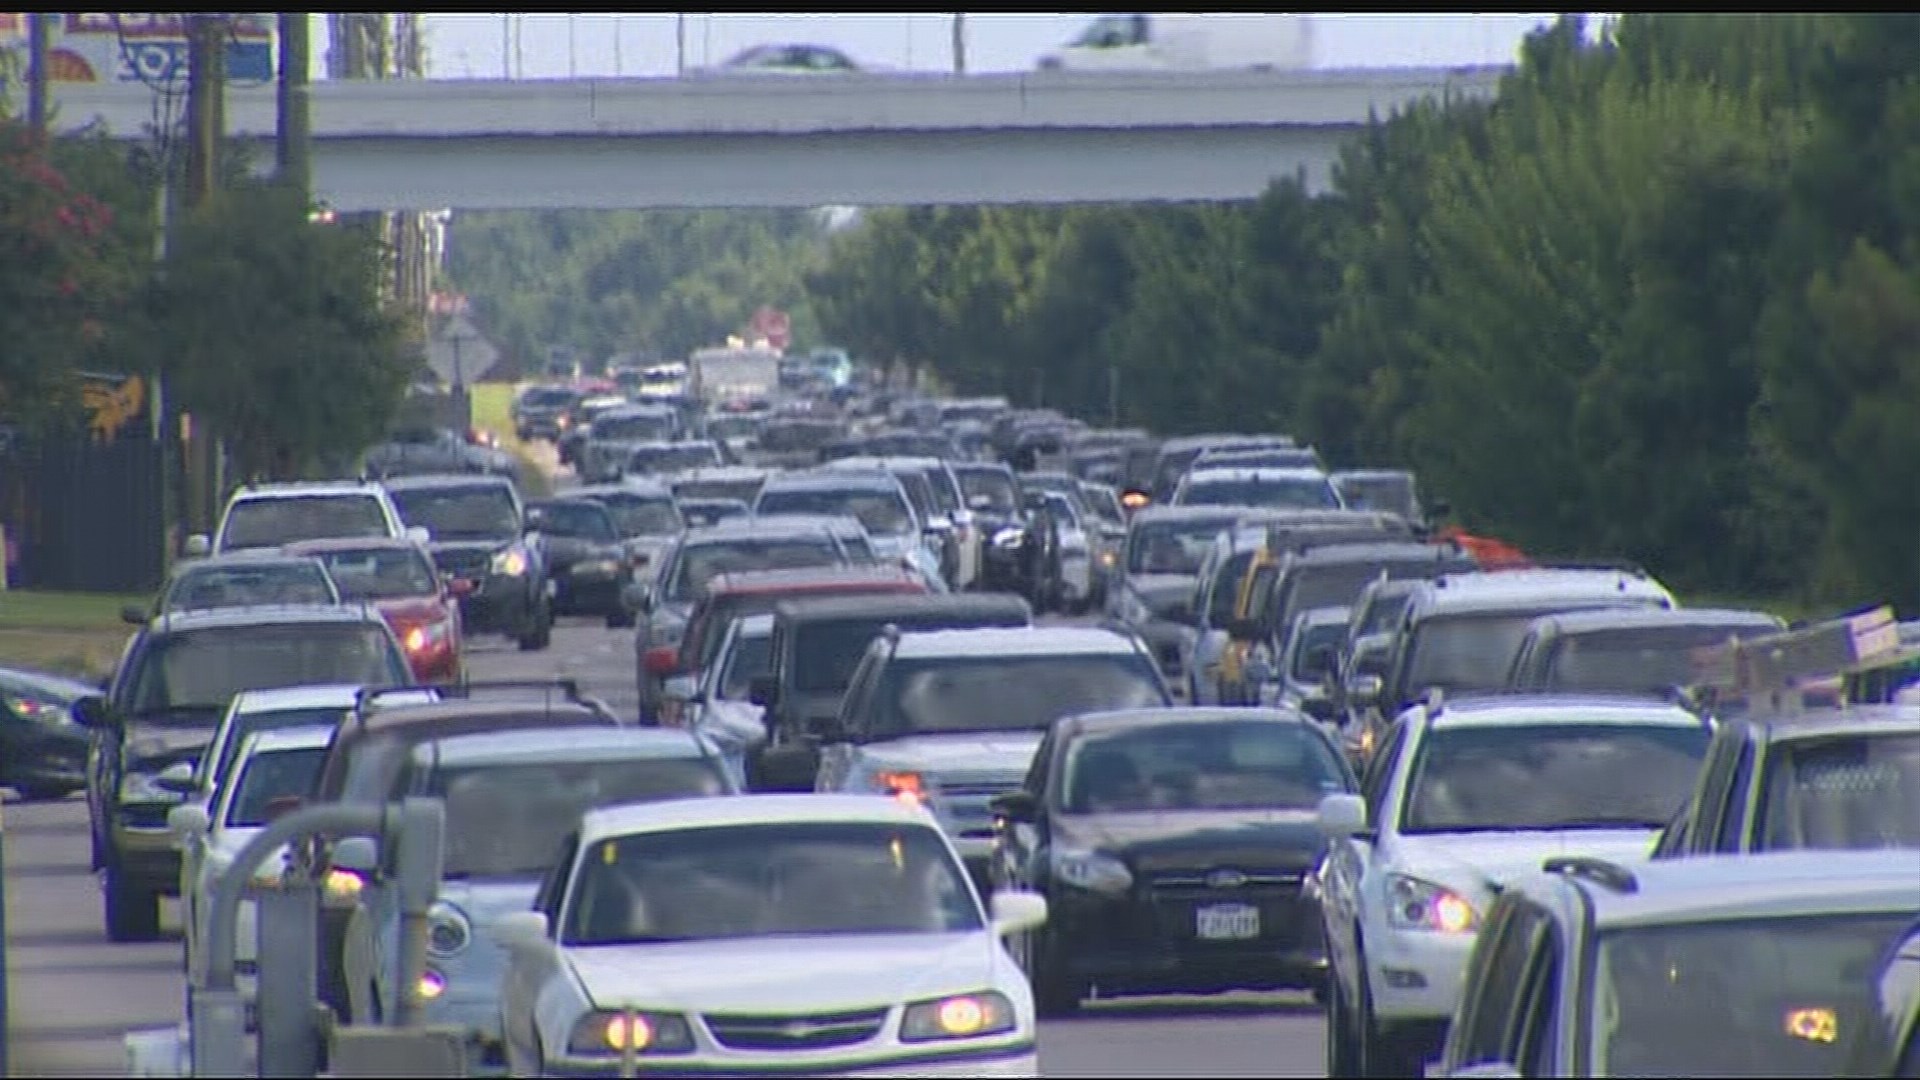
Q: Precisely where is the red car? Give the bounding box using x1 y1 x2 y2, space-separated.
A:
285 537 467 684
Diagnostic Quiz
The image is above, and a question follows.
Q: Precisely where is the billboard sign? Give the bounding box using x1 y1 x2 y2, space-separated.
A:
3 13 275 86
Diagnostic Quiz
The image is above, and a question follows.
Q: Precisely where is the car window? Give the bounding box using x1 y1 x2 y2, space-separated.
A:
1402 605 1653 705
1592 912 1909 1077
1178 475 1339 511
1399 721 1707 834
314 547 438 601
222 494 390 550
164 563 337 611
203 707 347 792
956 469 1017 515
668 539 843 601
592 415 676 442
718 632 774 701
1453 899 1549 1068
1128 519 1234 576
757 487 914 537
590 492 683 538
225 746 328 828
1059 719 1347 813
1290 621 1346 683
1756 732 1920 851
864 654 1167 740
535 502 618 543
128 625 407 716
1546 624 1778 696
561 821 980 945
629 443 721 474
389 486 518 542
672 477 765 504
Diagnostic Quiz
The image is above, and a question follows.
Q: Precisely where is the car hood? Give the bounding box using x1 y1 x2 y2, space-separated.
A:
1053 809 1328 867
1391 829 1661 895
122 715 222 772
546 537 619 564
564 932 1000 1014
376 596 449 624
863 732 1045 780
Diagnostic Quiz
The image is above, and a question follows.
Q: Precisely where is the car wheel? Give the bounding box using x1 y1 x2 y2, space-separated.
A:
1031 930 1084 1019
518 598 553 651
606 609 636 630
104 864 162 943
1324 960 1362 1078
1355 937 1424 1077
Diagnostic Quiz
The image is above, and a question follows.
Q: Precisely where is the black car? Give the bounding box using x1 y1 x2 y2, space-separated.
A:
527 497 635 627
0 664 98 800
70 604 412 941
510 384 581 443
989 706 1356 1016
384 473 554 651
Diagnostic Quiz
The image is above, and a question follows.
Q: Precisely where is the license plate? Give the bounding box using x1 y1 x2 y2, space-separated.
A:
1195 903 1260 941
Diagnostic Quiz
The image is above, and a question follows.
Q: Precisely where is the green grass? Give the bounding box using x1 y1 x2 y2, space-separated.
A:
470 380 554 498
0 590 141 681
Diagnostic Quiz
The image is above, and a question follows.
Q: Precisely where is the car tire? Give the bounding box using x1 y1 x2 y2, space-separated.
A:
606 610 636 630
104 864 162 943
518 597 553 652
1031 930 1084 1019
1355 937 1425 1077
1324 961 1362 1078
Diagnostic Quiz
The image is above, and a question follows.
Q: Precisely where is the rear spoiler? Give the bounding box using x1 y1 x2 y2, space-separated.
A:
1684 605 1920 717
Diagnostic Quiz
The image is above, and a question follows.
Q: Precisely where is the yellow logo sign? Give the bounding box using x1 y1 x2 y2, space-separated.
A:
80 373 144 443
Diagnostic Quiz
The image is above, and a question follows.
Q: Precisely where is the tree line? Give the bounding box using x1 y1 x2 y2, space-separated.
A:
805 14 1920 612
0 106 412 481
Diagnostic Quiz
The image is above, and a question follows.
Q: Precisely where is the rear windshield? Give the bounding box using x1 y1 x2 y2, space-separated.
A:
1756 732 1920 851
314 547 438 601
864 654 1167 739
757 487 914 538
226 746 328 828
668 539 844 601
790 612 1019 694
1062 719 1347 814
390 485 518 542
1179 475 1339 512
164 562 336 611
593 415 676 442
629 443 722 474
956 469 1017 515
1544 624 1775 695
673 477 765 504
129 624 407 717
221 494 389 551
588 492 683 538
1127 518 1236 576
1272 558 1471 631
1400 604 1656 707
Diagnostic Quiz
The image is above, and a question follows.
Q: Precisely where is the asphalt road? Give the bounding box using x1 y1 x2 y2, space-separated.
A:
2 618 1327 1077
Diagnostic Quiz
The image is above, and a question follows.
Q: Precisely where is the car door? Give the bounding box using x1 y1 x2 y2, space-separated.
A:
1320 717 1412 992
1674 731 1742 856
503 831 577 1059
814 644 884 791
997 729 1057 891
1442 897 1554 1073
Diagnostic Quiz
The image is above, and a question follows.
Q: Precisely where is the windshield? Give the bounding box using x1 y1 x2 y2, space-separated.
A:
562 821 980 945
1291 621 1347 683
757 487 914 537
1404 607 1631 703
758 422 839 453
590 493 683 538
390 486 518 542
1592 912 1909 1078
669 539 844 601
521 388 575 409
719 632 774 700
225 746 328 828
1355 589 1414 638
673 477 765 504
1546 625 1774 695
204 707 347 792
314 547 438 601
593 415 676 442
165 562 336 611
1063 719 1347 814
221 495 390 551
706 416 761 441
535 502 617 543
958 469 1017 515
869 654 1167 739
1128 519 1235 575
630 444 721 475
1756 733 1920 851
790 614 1001 694
432 757 729 880
130 625 407 716
1179 476 1340 511
1400 722 1707 834
1335 475 1417 518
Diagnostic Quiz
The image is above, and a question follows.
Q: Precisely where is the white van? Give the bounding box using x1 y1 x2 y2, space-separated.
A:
1038 13 1314 73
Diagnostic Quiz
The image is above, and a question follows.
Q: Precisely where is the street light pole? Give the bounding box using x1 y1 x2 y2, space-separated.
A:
676 15 687 76
951 14 966 75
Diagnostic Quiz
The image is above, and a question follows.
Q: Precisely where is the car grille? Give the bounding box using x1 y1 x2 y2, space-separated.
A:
941 780 1017 799
703 1006 890 1051
1151 869 1306 890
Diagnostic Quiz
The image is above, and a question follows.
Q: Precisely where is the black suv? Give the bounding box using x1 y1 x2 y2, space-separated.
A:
384 473 554 650
71 604 412 941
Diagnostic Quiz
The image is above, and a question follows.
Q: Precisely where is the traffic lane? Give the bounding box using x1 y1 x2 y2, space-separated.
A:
1040 993 1324 1077
466 617 638 720
3 796 184 1078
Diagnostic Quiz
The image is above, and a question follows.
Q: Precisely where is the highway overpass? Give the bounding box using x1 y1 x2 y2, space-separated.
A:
47 68 1507 211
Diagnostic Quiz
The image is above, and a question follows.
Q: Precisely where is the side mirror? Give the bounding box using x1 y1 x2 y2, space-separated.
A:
122 604 150 626
748 675 779 708
154 761 199 795
988 790 1038 823
70 694 115 730
331 835 380 874
661 674 699 702
404 525 433 545
1348 674 1384 709
490 910 550 950
643 646 680 678
445 577 475 598
183 534 211 558
1447 1064 1522 1080
263 795 303 823
168 802 210 838
1428 498 1452 521
988 890 1049 936
966 493 994 512
1317 792 1370 840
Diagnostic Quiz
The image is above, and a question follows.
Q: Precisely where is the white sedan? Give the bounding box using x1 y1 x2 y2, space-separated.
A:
496 794 1048 1078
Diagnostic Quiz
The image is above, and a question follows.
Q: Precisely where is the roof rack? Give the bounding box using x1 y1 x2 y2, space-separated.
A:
351 678 589 719
1687 605 1918 718
1543 855 1639 894
1530 559 1649 577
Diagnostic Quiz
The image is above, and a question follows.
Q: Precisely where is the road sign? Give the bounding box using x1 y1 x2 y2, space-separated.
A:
424 314 499 386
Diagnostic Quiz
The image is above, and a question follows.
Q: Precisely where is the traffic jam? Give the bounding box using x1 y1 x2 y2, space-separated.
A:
20 343 1920 1078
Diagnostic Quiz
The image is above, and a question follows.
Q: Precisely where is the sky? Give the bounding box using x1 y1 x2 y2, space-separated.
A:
366 14 1566 80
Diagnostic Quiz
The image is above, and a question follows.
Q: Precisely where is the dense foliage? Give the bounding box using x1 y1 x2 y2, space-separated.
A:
443 209 831 370
806 14 1920 610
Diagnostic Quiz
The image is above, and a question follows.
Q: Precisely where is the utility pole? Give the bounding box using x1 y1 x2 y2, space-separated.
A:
951 14 966 75
676 15 687 77
184 14 226 212
26 13 49 138
276 13 312 199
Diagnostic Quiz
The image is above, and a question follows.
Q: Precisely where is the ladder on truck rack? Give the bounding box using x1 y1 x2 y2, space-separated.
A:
1686 605 1920 718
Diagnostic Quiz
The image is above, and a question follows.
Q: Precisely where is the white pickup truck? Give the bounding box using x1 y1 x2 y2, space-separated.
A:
1038 14 1314 73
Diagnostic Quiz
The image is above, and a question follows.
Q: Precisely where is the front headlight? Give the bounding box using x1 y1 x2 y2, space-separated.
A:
583 558 621 576
3 693 70 726
1050 848 1132 895
426 900 471 957
491 547 529 576
899 991 1017 1043
565 1010 696 1057
323 868 366 902
1384 874 1479 933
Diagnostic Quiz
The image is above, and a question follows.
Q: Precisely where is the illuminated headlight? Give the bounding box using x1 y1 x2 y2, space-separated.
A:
1050 848 1132 894
3 693 69 725
402 621 451 654
565 1010 696 1057
992 527 1024 550
1097 550 1118 568
900 991 1017 1042
323 869 366 901
1385 874 1479 933
426 900 472 957
490 547 529 576
416 967 447 1002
